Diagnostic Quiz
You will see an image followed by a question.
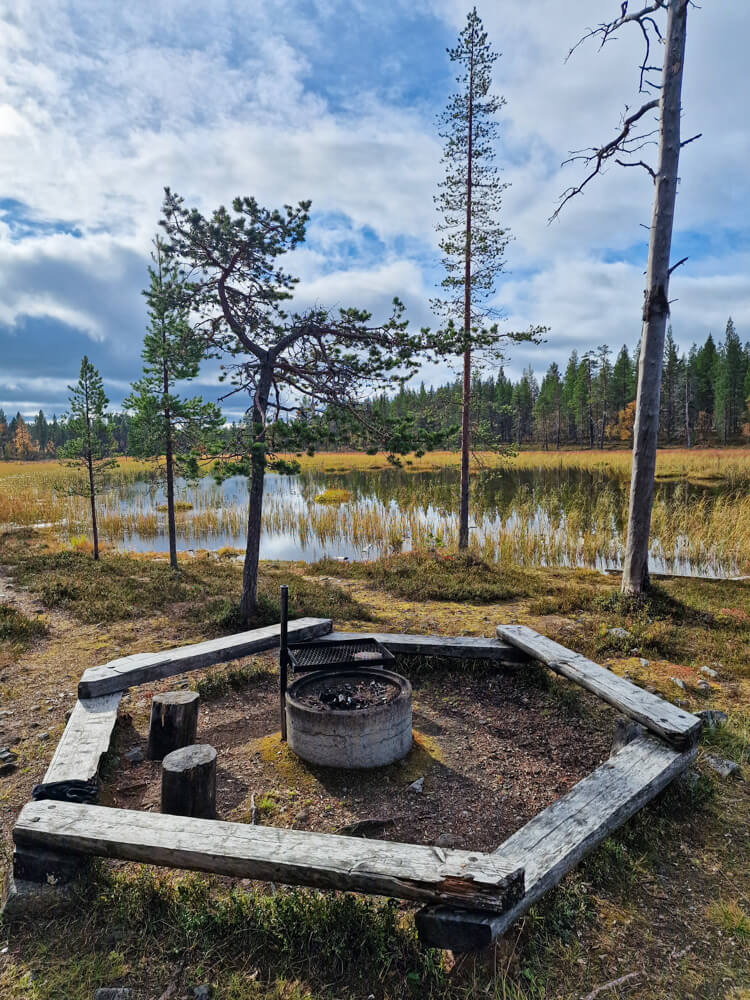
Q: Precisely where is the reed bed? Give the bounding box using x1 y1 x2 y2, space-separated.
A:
1 455 748 576
282 448 750 487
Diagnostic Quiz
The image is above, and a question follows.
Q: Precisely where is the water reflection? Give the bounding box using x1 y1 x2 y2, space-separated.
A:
91 465 745 578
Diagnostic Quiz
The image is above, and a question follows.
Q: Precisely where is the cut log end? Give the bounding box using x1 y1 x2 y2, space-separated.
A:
161 743 217 820
147 691 200 761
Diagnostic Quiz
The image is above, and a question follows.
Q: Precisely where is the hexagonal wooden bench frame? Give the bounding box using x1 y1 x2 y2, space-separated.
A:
8 618 700 952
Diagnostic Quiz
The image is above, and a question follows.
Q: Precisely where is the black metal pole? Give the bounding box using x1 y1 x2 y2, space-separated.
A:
280 584 288 741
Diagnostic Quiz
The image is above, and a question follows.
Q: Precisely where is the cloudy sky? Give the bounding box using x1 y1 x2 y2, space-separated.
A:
1 0 748 420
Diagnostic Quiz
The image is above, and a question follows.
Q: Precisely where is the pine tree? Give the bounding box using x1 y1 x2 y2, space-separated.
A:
431 8 543 548
124 238 223 569
63 357 114 560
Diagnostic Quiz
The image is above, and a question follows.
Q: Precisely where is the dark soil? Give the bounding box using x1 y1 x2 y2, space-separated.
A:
104 654 614 853
293 674 399 711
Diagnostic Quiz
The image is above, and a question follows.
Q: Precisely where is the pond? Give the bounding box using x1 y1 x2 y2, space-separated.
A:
79 464 748 578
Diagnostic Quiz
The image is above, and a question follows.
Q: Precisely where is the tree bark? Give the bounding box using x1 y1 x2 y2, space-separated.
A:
88 450 99 562
161 744 216 820
621 0 688 597
458 31 475 552
148 690 199 760
239 365 272 620
163 356 178 570
84 379 99 562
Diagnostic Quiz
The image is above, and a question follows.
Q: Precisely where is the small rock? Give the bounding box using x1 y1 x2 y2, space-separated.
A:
124 747 144 764
704 755 740 779
697 709 728 729
407 777 424 793
38 732 50 742
0 747 18 775
435 832 457 849
671 677 687 692
629 648 640 656
646 686 658 694
193 987 213 1000
95 990 134 999
700 666 719 679
696 680 712 693
639 658 650 667
674 698 687 707
607 627 631 641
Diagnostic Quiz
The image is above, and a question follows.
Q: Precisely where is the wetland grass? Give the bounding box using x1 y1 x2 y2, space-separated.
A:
1 452 749 575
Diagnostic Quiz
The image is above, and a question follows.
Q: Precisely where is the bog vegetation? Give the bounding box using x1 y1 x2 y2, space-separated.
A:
1 449 749 577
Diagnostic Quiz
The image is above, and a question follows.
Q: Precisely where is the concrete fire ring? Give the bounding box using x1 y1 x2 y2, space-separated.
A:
285 668 413 768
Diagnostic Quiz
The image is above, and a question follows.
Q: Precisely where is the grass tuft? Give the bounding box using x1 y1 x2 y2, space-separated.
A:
0 602 46 646
313 550 604 605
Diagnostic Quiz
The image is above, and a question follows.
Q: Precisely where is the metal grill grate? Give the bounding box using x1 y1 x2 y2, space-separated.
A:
288 638 394 672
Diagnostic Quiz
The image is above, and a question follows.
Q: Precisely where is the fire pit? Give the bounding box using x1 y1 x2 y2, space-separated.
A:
285 668 413 768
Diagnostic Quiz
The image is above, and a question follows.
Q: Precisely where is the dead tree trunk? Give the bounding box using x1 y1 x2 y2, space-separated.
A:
621 0 688 597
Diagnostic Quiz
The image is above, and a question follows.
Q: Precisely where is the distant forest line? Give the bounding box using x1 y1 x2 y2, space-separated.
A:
1 319 749 461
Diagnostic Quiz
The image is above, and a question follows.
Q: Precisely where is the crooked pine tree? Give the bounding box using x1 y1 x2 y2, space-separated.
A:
160 191 423 620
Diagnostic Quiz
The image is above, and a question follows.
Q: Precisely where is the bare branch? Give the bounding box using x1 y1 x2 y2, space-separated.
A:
566 1 666 93
668 256 689 275
550 99 658 221
680 132 702 148
615 158 657 180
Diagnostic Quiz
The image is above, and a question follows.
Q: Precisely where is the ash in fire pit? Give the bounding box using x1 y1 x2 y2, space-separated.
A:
300 677 398 712
285 668 413 768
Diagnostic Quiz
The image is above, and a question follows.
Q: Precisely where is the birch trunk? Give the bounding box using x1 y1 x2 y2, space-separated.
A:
621 0 688 597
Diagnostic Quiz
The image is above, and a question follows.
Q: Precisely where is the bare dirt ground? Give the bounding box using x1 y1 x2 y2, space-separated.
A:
104 653 612 854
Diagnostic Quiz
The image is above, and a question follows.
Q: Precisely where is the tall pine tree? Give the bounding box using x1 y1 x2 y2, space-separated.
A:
431 8 543 548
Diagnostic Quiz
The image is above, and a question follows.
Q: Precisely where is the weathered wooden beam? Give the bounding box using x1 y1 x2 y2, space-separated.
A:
78 618 333 698
415 734 697 950
497 625 701 749
43 694 122 786
325 631 530 664
14 801 525 912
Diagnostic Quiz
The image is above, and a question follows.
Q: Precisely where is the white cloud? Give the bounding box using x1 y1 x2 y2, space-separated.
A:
0 0 748 414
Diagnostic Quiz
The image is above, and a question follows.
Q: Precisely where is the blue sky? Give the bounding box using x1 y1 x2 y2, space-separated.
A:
1 0 748 420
